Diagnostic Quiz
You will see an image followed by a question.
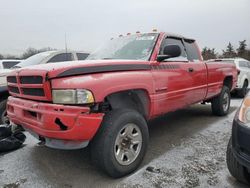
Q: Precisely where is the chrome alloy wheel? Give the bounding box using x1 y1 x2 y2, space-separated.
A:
114 123 142 166
222 92 229 112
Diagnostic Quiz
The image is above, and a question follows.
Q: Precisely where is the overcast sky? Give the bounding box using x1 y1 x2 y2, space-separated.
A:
0 0 249 56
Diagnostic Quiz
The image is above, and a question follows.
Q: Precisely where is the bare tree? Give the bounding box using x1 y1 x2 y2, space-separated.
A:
21 47 56 59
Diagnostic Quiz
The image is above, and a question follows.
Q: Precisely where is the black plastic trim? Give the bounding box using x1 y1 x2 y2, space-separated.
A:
56 64 151 78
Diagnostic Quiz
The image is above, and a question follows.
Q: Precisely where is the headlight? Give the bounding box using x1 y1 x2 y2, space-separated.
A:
238 95 250 125
52 89 94 104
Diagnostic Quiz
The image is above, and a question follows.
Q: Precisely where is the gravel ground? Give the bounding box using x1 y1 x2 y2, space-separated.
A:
0 98 249 188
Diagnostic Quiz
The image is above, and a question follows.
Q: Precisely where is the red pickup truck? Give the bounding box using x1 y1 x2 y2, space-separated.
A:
7 32 237 177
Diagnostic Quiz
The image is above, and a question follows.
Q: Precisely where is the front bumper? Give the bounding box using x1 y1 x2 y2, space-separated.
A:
7 96 104 149
232 118 250 170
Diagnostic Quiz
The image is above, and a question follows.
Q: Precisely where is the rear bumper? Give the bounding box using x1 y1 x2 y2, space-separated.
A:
7 96 104 149
232 118 250 170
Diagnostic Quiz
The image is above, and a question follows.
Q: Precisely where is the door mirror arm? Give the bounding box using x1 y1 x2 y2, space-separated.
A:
157 55 170 62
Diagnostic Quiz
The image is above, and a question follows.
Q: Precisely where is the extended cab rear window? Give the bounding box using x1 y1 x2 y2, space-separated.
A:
160 37 188 61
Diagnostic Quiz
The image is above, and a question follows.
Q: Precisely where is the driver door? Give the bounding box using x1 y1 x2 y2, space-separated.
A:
151 37 206 115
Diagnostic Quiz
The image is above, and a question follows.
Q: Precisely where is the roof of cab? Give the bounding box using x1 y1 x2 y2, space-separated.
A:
163 32 195 42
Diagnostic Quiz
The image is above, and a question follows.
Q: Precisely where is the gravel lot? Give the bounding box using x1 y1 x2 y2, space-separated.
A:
0 98 249 188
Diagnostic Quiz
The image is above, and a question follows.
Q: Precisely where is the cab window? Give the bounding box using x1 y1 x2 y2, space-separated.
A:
184 40 200 62
48 53 73 63
76 53 89 60
160 37 188 61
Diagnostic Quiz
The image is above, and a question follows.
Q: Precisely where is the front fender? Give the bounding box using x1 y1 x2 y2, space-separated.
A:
51 71 154 102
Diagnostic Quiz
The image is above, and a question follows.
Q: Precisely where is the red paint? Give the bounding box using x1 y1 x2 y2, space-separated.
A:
7 96 104 140
7 32 238 144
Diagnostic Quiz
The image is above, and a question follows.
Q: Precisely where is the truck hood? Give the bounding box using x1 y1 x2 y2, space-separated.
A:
14 60 151 79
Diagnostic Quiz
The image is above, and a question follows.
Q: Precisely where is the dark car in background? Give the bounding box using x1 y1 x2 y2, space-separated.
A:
227 93 250 185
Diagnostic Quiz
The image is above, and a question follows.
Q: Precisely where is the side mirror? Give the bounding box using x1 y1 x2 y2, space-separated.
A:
157 45 182 62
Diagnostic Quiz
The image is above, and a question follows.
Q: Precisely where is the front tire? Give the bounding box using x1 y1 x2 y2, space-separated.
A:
211 86 230 116
90 109 149 178
226 137 250 185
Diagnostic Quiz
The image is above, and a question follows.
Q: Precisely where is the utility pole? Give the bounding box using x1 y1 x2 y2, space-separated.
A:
65 33 68 53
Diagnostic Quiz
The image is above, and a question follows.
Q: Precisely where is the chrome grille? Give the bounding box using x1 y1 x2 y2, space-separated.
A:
7 76 17 83
22 88 45 96
7 72 51 101
8 86 19 94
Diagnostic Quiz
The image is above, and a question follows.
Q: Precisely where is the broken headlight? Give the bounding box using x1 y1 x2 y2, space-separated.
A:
52 89 94 104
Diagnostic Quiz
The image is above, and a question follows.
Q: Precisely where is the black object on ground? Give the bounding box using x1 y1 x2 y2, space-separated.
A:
0 125 26 152
146 166 161 173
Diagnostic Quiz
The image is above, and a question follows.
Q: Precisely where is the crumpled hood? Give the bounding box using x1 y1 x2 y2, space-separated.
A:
13 60 151 79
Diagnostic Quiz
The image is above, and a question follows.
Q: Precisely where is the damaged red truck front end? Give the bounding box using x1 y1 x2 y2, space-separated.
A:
7 69 104 149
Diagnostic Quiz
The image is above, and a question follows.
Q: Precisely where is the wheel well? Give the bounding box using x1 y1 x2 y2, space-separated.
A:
244 79 248 86
103 89 150 119
0 90 9 101
223 76 233 90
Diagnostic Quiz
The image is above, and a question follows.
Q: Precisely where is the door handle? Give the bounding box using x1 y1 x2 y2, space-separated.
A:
188 68 194 72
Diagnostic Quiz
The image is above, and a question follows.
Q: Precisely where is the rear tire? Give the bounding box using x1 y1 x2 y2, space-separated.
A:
0 99 8 125
238 81 248 98
90 109 149 178
211 86 230 116
226 137 250 185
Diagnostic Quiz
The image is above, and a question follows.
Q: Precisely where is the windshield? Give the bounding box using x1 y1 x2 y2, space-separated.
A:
87 33 158 61
13 51 55 68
